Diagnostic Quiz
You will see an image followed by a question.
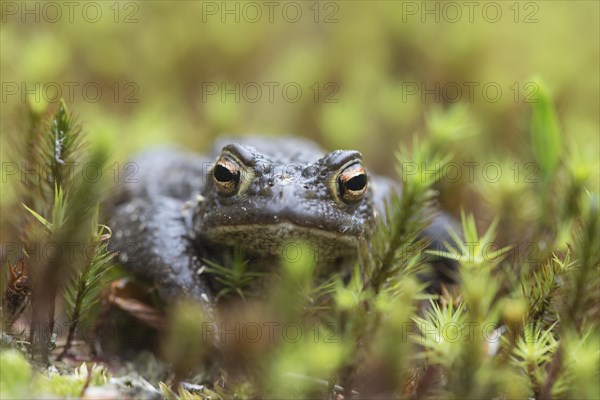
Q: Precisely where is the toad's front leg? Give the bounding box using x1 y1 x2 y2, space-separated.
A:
109 196 214 308
107 150 214 309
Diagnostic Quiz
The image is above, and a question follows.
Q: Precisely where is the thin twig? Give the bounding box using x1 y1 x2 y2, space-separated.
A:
539 345 563 400
79 365 93 399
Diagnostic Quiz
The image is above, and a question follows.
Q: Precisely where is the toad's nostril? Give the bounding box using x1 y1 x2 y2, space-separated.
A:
302 165 317 177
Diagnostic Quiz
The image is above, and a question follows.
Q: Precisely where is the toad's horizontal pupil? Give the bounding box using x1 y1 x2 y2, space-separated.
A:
346 174 367 191
214 164 237 182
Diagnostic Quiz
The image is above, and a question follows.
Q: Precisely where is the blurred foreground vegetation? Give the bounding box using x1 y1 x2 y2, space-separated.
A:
1 86 598 398
1 1 599 399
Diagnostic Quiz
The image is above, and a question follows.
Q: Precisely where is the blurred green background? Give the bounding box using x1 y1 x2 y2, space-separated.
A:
1 1 599 206
1 3 599 397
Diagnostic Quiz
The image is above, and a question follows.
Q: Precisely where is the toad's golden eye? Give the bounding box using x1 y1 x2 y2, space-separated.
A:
213 157 240 195
337 162 368 203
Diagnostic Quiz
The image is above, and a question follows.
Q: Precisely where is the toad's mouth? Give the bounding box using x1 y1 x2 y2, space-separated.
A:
199 203 368 238
202 222 361 260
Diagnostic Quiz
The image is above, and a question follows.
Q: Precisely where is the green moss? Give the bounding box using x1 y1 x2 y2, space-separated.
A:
0 350 33 398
